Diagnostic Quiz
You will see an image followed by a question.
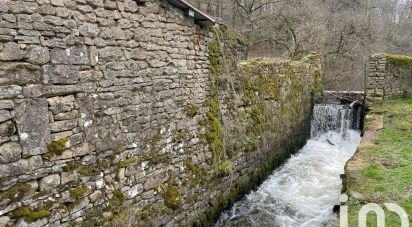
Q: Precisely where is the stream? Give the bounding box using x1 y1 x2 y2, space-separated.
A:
215 104 363 227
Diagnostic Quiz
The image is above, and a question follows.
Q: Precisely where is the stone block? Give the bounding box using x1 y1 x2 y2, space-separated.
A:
78 23 99 38
47 95 75 114
25 46 50 64
0 158 29 178
0 100 14 110
50 46 90 65
0 142 22 164
15 99 51 157
0 42 26 61
50 119 78 132
0 63 42 85
39 174 61 191
0 110 12 123
42 65 80 85
0 85 22 99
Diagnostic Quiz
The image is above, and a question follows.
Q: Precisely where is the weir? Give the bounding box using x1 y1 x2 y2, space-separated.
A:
215 103 363 226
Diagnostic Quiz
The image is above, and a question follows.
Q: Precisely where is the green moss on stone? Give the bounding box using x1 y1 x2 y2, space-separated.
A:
12 206 51 222
70 185 87 199
118 157 137 168
0 183 31 201
107 190 125 214
175 129 188 142
46 137 69 158
163 186 183 210
7 121 15 135
78 166 97 176
386 54 412 68
186 104 199 118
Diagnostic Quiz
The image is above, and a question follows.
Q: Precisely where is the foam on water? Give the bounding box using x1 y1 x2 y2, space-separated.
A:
215 104 362 227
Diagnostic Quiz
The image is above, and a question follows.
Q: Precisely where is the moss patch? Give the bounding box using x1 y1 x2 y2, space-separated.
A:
12 206 51 222
46 137 69 158
118 158 137 168
70 185 88 199
186 104 199 118
163 186 183 210
386 54 412 68
78 166 97 176
0 183 31 201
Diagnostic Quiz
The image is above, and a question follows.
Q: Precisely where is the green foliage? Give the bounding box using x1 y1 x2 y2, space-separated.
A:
118 158 137 168
186 104 199 118
163 186 183 210
12 206 51 222
184 159 208 187
70 185 88 199
386 54 412 68
46 137 69 158
362 164 384 180
0 183 31 201
107 190 125 214
217 160 233 177
345 99 412 226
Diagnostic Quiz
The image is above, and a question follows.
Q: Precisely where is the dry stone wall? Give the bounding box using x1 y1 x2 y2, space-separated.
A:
366 53 412 102
0 0 322 226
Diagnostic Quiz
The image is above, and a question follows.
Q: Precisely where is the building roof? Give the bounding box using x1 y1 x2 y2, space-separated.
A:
167 0 216 27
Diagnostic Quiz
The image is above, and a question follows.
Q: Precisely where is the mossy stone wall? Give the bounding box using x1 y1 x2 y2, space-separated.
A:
366 54 412 102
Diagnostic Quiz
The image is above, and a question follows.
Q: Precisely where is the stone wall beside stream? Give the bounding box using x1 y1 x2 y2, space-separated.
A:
0 0 322 226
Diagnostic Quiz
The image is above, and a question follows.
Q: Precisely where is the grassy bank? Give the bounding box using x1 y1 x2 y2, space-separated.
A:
344 99 412 226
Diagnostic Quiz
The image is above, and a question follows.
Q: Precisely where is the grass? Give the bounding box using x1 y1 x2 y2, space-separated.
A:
346 99 412 226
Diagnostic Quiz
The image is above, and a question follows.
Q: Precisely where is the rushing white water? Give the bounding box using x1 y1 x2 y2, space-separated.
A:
216 104 362 227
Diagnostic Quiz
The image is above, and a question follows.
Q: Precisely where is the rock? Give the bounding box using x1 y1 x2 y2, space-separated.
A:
50 0 64 7
0 120 15 136
79 70 103 82
50 46 89 65
42 65 80 85
0 110 11 123
15 99 51 157
0 142 22 164
123 184 143 199
0 100 14 110
72 142 95 157
39 174 61 191
89 190 103 202
0 42 26 61
143 171 168 190
0 216 10 226
78 23 99 38
49 119 78 132
60 172 76 185
47 95 75 114
54 110 79 121
25 46 50 64
0 158 29 178
0 63 42 85
0 86 22 99
98 47 122 60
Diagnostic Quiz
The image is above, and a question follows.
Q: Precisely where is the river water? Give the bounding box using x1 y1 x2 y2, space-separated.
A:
215 104 362 227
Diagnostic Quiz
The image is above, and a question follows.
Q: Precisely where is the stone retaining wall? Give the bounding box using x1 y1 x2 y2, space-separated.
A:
366 53 412 102
0 0 322 226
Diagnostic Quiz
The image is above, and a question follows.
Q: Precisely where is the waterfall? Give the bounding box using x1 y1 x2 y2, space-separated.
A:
215 104 362 227
310 104 362 139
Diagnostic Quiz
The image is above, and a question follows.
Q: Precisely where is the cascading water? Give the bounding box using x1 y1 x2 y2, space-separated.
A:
215 104 362 227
